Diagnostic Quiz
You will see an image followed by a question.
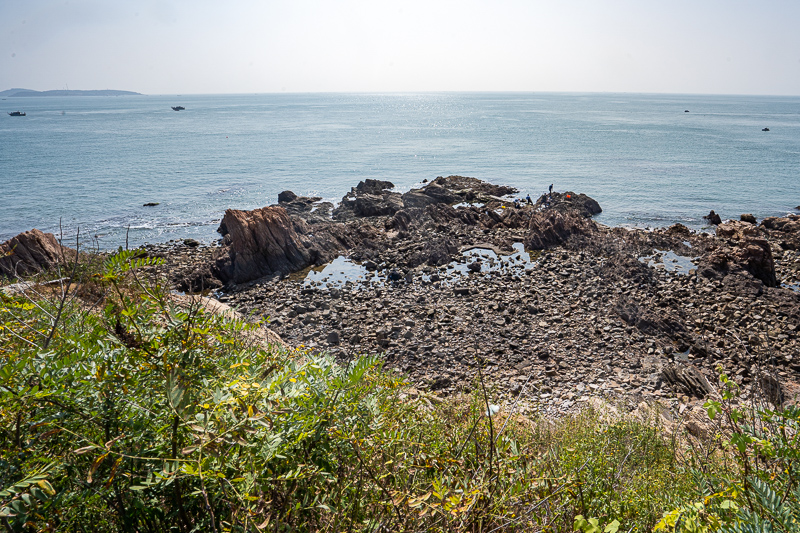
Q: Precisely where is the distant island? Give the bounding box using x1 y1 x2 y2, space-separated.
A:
0 88 142 97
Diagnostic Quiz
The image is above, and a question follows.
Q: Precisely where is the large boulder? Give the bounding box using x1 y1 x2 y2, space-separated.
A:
215 206 312 284
0 229 71 278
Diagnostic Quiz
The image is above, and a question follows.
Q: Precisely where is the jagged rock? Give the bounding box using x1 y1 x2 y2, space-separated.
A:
702 220 777 287
703 210 722 225
661 364 713 399
666 223 692 236
760 214 800 250
0 229 73 278
526 210 597 250
740 213 757 224
215 206 312 284
407 237 459 267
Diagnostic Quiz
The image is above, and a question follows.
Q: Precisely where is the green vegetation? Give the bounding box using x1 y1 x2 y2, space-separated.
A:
0 250 797 531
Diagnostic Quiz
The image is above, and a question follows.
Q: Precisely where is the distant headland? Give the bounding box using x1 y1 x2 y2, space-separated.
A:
0 88 142 97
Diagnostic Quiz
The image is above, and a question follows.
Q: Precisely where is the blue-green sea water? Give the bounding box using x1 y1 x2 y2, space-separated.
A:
1 92 799 249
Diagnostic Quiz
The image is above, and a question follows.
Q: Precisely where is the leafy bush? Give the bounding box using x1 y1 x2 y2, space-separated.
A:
1 249 724 532
655 370 800 532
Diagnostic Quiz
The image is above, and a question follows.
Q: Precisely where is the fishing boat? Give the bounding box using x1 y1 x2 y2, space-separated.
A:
7 111 25 116
171 106 185 111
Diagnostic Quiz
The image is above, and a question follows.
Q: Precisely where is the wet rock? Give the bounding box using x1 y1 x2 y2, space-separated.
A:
0 229 74 278
740 213 757 224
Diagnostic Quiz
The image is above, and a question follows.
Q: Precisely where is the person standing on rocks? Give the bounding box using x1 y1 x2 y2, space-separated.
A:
526 194 532 205
549 184 554 194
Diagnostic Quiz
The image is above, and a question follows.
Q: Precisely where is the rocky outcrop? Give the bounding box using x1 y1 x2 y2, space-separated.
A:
401 184 460 209
533 191 602 218
0 229 72 278
699 220 778 287
428 175 517 198
760 214 800 250
215 207 312 284
703 210 722 225
526 210 597 250
277 191 334 223
334 180 404 219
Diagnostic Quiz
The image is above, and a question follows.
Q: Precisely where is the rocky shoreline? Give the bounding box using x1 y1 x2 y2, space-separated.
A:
137 176 800 418
4 176 800 417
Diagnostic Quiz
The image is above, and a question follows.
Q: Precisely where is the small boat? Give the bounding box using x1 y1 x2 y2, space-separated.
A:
762 127 770 132
171 106 185 111
7 111 26 116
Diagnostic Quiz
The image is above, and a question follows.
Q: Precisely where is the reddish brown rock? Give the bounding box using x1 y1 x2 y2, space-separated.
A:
0 229 71 278
215 207 312 284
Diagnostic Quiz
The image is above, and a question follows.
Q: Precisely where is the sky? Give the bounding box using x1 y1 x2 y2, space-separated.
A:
2 0 800 96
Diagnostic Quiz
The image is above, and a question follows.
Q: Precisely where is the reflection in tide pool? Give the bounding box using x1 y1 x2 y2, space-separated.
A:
304 242 538 290
639 249 698 275
304 256 380 288
454 243 534 274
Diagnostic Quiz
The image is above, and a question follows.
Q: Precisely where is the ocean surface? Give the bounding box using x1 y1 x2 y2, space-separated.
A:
2 92 799 250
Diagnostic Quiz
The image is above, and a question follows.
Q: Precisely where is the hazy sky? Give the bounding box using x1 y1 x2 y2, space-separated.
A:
2 0 799 95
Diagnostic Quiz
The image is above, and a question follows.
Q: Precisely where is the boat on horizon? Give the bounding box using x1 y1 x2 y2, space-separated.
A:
171 106 185 111
7 111 26 116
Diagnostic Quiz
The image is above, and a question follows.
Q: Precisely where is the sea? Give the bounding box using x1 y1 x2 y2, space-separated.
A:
2 92 799 250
